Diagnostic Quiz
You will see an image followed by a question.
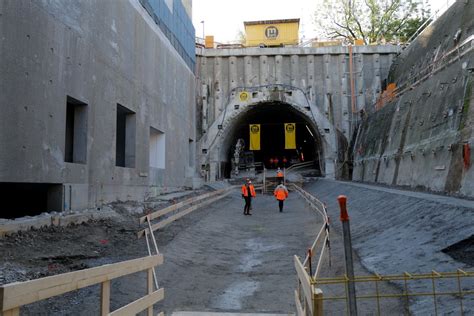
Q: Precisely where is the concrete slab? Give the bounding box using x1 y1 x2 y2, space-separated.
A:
0 210 118 237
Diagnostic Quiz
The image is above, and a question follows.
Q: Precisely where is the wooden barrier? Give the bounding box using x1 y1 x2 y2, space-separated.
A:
138 186 236 238
0 255 164 316
293 183 328 316
294 255 323 316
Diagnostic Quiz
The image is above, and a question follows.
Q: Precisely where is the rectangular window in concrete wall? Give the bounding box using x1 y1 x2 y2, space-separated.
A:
0 183 63 219
116 104 136 168
65 96 88 163
150 127 165 169
189 139 194 167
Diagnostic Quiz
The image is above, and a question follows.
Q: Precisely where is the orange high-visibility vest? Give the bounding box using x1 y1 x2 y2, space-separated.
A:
274 186 288 200
241 184 256 197
276 171 284 178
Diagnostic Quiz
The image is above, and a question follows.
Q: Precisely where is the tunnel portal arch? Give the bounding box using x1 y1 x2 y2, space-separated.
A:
220 102 324 177
198 87 338 181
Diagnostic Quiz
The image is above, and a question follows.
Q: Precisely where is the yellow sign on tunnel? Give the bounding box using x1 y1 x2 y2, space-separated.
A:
285 123 296 149
249 124 261 151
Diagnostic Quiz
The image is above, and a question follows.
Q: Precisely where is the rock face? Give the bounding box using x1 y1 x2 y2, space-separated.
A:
353 0 474 198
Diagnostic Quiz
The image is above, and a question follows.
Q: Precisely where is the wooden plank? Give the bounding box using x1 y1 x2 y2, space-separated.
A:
138 191 231 238
295 289 305 316
149 193 227 231
313 288 323 316
139 192 211 224
147 268 154 316
1 255 163 311
139 188 227 223
109 289 164 316
2 307 20 316
0 287 4 311
100 280 110 316
294 255 314 314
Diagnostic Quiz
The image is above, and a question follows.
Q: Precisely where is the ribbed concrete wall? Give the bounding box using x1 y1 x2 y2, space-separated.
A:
353 0 474 197
0 0 196 211
197 46 398 139
196 46 399 180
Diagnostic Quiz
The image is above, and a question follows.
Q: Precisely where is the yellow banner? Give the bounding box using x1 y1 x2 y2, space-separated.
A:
285 123 296 149
249 124 261 150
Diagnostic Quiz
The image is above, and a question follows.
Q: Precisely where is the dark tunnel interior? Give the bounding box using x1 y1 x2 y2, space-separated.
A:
223 102 322 178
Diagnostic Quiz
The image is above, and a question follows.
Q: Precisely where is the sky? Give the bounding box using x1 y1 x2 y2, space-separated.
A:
192 0 454 43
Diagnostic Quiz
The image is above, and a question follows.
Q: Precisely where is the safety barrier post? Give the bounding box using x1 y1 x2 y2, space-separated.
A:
338 195 358 316
313 288 323 316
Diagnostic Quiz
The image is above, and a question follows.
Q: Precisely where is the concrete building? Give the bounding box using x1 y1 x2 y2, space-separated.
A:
0 0 196 217
244 19 300 47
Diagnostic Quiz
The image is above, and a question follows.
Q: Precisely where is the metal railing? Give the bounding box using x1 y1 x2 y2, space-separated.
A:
315 270 473 315
405 0 456 45
292 185 473 315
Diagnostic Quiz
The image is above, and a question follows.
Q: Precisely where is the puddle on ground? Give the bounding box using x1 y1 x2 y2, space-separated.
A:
211 280 259 310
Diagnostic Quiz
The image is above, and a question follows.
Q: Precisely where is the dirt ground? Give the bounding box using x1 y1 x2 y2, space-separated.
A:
1 178 471 314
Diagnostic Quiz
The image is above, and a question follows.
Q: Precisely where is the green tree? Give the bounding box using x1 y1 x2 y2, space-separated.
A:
314 0 431 44
236 30 246 45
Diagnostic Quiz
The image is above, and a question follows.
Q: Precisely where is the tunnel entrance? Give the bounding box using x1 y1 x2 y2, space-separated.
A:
223 102 322 178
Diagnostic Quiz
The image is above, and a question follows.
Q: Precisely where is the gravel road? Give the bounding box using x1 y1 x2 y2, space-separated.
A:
1 178 472 315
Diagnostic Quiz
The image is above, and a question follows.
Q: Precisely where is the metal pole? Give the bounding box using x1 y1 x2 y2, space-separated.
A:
338 195 358 316
200 20 205 40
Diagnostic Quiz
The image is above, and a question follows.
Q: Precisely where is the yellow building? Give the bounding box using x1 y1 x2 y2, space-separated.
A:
244 19 299 47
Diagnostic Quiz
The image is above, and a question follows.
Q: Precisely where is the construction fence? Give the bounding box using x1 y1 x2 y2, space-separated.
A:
293 184 473 315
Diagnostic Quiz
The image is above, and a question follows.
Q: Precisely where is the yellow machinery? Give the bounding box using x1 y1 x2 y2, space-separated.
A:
244 18 299 47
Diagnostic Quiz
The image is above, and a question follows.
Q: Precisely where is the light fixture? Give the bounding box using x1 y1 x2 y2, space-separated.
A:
305 124 314 137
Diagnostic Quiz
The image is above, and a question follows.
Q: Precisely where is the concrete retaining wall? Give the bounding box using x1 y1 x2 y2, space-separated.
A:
0 0 196 212
353 0 474 197
196 46 398 139
195 46 399 180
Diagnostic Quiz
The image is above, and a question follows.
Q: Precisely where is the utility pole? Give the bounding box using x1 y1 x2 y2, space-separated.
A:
200 20 205 40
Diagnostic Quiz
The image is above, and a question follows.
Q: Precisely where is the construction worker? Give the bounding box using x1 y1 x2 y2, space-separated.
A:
276 167 284 184
241 178 256 215
274 182 288 212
